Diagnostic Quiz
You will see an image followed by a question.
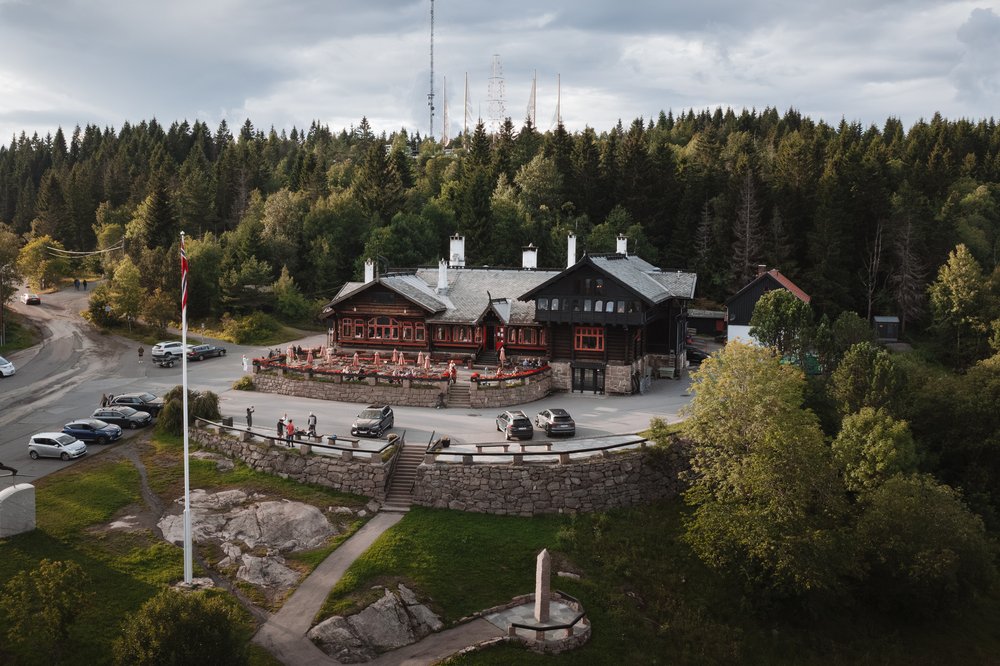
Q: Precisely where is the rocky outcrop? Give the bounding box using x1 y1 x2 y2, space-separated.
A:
157 489 346 602
307 584 444 662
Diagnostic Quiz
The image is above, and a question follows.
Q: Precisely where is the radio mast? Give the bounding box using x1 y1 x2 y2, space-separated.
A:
487 54 506 134
442 76 449 146
527 70 537 127
427 0 435 140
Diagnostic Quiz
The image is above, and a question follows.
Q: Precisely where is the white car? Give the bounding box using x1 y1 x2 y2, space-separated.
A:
0 355 14 377
28 432 87 460
151 341 191 366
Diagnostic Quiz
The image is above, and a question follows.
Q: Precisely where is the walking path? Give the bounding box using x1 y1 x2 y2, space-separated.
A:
253 512 405 664
253 510 510 665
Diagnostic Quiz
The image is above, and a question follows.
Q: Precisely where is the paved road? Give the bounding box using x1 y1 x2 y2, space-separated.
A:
0 285 694 482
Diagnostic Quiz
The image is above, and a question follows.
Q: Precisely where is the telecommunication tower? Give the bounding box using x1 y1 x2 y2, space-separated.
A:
487 54 506 134
526 70 537 127
427 0 435 140
442 76 449 146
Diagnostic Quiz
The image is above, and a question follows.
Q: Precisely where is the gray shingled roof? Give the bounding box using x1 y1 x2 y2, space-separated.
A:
413 267 560 324
589 255 697 302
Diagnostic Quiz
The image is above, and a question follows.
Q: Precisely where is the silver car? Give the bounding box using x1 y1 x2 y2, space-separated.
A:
28 432 88 460
0 355 14 377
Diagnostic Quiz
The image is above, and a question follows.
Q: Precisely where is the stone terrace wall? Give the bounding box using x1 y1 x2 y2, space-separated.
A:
412 444 689 516
254 370 445 408
190 427 389 500
469 372 551 409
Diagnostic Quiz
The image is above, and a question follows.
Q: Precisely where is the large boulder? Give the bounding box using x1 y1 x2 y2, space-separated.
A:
236 554 300 588
308 585 444 662
222 500 335 550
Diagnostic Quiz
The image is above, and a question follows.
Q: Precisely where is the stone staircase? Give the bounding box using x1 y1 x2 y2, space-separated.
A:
447 382 471 408
382 441 425 512
476 349 499 367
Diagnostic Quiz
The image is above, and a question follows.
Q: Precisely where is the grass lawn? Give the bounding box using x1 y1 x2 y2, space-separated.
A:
322 504 1000 666
0 310 42 354
0 435 368 665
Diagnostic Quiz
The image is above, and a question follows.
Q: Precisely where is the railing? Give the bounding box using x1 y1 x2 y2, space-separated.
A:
424 434 650 465
255 358 451 386
507 590 588 641
381 431 406 490
193 417 399 461
470 365 550 387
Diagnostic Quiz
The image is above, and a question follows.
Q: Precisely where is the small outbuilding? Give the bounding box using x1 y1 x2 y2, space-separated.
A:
873 315 900 343
725 266 811 344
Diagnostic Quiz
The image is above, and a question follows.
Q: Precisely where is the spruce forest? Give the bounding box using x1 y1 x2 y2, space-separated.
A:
2 108 999 343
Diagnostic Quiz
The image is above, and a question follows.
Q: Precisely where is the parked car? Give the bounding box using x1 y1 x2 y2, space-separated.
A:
496 410 534 440
535 408 576 436
151 341 191 367
0 355 14 377
187 344 226 361
687 347 711 364
20 292 40 305
91 406 153 429
62 419 122 445
110 392 165 416
28 432 87 460
351 405 394 437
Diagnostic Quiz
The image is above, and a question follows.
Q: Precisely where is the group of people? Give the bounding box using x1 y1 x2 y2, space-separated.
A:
100 394 116 407
73 278 89 291
263 411 318 446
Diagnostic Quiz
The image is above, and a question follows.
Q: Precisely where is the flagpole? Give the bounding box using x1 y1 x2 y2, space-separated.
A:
180 231 192 583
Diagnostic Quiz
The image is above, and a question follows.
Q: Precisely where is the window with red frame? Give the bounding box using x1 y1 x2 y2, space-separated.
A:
402 323 413 341
367 316 399 340
340 319 351 338
574 326 604 351
353 319 364 338
415 323 426 341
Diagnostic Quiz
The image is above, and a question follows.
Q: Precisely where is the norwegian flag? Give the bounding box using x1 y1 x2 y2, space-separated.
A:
180 232 188 311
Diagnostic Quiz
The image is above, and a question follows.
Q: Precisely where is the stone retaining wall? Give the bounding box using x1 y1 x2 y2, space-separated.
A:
190 426 390 500
253 370 446 408
412 443 689 516
469 372 551 408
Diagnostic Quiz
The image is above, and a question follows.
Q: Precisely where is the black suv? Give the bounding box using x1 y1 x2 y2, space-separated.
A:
496 410 534 440
110 392 165 417
351 405 394 437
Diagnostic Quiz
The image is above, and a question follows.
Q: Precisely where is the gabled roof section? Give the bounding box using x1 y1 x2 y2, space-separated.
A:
726 269 811 306
413 266 559 324
323 275 447 316
518 254 697 304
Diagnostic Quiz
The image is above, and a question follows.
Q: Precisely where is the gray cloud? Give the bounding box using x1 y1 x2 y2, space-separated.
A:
0 0 997 143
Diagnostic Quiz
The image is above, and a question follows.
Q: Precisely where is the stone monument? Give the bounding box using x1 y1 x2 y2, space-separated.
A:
534 547 551 623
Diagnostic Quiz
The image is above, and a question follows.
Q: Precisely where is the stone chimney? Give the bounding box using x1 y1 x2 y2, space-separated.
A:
756 264 768 278
522 243 538 269
449 233 466 268
437 259 448 293
616 233 628 256
567 233 576 268
364 258 375 283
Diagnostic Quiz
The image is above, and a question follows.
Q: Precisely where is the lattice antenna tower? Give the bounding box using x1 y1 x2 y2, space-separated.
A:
527 70 537 127
427 0 435 140
441 76 449 146
487 54 506 134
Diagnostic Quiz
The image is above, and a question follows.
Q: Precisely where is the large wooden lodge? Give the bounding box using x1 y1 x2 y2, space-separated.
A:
321 234 697 394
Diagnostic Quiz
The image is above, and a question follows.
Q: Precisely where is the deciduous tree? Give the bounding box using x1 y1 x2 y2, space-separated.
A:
832 407 918 492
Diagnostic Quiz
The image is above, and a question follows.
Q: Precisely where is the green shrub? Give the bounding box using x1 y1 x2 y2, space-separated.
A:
221 312 281 344
156 386 222 436
232 376 255 391
112 588 250 666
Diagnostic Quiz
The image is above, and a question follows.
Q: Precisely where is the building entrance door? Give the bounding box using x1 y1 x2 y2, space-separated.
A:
485 325 496 351
571 366 605 394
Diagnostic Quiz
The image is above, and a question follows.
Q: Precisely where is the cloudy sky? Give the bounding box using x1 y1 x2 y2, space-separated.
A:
2 0 999 143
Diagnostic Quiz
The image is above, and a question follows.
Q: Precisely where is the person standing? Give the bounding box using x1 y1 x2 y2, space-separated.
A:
137 346 144 364
82 279 87 290
74 278 80 290
241 354 249 372
246 405 254 429
285 419 295 446
277 416 284 439
307 412 317 437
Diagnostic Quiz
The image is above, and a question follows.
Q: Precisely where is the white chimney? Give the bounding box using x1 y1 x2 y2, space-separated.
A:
567 233 576 268
616 233 628 256
437 259 448 292
364 258 375 283
449 233 466 268
522 243 538 269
